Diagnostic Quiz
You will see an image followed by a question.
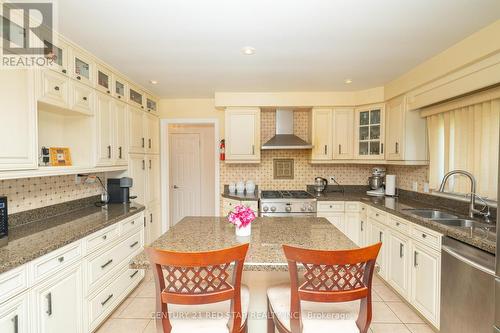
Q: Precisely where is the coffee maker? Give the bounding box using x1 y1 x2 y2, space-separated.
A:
366 167 386 197
107 177 136 203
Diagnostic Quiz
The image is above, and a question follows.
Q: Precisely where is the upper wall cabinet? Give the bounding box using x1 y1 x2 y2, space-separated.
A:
129 85 145 110
43 38 69 76
70 49 94 87
0 70 37 171
310 108 333 161
114 76 127 101
386 95 428 163
146 95 159 116
95 64 113 95
354 105 385 160
225 108 261 163
333 108 354 159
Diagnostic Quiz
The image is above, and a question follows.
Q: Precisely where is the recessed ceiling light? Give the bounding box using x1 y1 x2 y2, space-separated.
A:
241 46 256 55
344 79 353 84
149 80 158 85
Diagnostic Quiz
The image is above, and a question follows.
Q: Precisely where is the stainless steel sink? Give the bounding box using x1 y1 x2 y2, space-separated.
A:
432 219 478 227
403 209 458 219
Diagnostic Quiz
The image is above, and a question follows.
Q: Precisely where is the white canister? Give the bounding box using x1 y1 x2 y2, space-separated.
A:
228 183 236 193
236 181 245 193
385 175 397 196
245 180 256 193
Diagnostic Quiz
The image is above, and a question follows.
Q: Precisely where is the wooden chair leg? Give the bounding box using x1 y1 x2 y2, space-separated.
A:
267 297 276 333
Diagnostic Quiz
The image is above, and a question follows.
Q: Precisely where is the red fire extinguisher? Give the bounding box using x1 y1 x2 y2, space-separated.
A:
219 139 225 161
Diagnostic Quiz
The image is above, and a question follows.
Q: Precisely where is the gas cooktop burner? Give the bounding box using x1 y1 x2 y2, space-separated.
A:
261 190 314 199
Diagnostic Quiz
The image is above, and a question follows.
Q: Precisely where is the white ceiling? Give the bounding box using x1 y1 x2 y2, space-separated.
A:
56 0 500 98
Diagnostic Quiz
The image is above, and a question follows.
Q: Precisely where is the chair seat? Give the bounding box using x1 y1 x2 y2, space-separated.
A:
167 285 250 333
267 284 361 333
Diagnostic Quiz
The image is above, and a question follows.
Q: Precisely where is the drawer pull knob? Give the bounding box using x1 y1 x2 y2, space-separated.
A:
376 213 379 217
130 270 139 279
102 235 107 240
77 75 81 80
396 222 400 226
130 241 139 248
54 86 60 91
58 256 64 263
422 234 427 238
62 69 67 74
131 220 135 225
330 205 333 208
101 294 114 306
101 259 113 269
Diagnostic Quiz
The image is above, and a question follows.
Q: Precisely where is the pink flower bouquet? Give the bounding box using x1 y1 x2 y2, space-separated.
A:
228 204 256 229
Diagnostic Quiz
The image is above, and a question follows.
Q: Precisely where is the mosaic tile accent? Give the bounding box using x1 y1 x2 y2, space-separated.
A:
0 174 104 214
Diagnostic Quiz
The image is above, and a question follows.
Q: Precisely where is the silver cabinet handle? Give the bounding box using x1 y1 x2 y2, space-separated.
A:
338 144 341 155
414 251 418 267
101 259 113 269
395 142 399 154
324 145 327 155
101 294 114 306
148 138 152 149
381 143 384 154
12 314 19 333
360 221 364 231
130 270 139 279
46 292 52 316
142 138 145 148
399 243 404 258
150 213 153 223
107 145 111 159
149 159 151 170
130 241 139 248
119 146 122 159
252 145 255 155
379 231 383 242
142 160 145 170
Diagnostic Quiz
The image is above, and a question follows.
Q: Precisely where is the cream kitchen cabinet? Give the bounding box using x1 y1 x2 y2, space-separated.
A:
129 107 146 154
333 108 354 159
225 108 260 163
145 113 160 154
114 101 128 166
128 86 145 110
96 93 114 166
43 38 70 76
145 204 162 245
354 105 385 159
71 81 94 115
128 154 147 205
38 70 70 109
345 212 361 245
410 241 441 327
0 70 37 171
387 230 411 300
70 49 94 87
385 95 428 163
146 95 159 116
0 292 29 333
366 218 388 279
95 65 113 95
31 263 82 333
310 108 333 161
114 76 127 102
146 154 161 205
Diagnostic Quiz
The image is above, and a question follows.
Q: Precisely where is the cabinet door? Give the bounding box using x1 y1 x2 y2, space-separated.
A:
410 243 441 326
355 106 385 160
114 76 127 101
333 108 354 159
146 154 160 205
311 108 333 160
96 93 114 166
147 205 162 244
146 96 159 116
367 220 387 279
386 96 404 160
146 114 159 154
388 232 410 299
114 101 128 166
71 50 93 87
95 65 113 95
319 213 345 233
43 39 69 75
32 265 82 333
0 293 29 333
70 81 94 115
345 212 360 245
128 154 146 205
38 70 70 109
129 108 145 154
0 70 37 170
129 86 145 110
225 108 260 161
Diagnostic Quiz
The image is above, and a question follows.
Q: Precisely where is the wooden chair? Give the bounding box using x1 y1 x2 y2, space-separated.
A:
267 243 382 333
145 244 249 333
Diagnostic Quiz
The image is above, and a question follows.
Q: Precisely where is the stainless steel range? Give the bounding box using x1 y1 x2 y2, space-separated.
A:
259 190 317 217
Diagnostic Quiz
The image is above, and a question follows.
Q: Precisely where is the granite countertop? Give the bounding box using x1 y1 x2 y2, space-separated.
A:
312 190 496 254
130 216 357 271
0 203 145 274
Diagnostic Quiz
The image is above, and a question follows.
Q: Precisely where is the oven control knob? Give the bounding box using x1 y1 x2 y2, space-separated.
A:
285 206 292 212
263 206 269 212
307 205 314 212
301 206 306 212
270 206 276 212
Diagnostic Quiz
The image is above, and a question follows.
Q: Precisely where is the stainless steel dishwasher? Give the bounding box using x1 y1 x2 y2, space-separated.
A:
441 236 495 333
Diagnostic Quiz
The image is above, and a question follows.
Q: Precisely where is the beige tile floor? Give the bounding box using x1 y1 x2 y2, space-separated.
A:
97 271 437 333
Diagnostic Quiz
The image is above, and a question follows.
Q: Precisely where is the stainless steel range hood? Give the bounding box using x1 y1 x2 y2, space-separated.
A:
261 109 313 150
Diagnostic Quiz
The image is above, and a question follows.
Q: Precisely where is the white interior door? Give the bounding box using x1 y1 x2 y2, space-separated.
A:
169 133 201 226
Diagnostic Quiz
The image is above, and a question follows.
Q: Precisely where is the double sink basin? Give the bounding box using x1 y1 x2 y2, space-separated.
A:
402 209 495 231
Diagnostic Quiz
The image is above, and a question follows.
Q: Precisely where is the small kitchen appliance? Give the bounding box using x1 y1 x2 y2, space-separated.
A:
366 167 386 197
313 177 328 195
259 190 316 217
107 177 135 204
0 196 7 247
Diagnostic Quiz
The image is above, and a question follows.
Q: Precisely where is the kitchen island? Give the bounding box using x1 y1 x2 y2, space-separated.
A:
130 216 357 332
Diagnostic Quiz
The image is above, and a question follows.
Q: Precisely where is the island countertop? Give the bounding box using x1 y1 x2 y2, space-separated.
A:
130 216 357 271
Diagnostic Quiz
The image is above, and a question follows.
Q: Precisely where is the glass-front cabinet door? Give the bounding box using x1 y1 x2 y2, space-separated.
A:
114 77 127 101
43 39 69 75
146 96 158 114
71 50 93 86
129 86 144 109
355 105 385 159
96 65 113 94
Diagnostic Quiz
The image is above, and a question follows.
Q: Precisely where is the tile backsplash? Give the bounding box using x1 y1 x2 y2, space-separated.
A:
1 174 104 214
386 165 429 192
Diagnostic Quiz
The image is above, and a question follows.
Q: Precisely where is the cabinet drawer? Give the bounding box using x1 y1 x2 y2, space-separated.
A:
87 230 143 289
345 202 360 212
31 241 82 283
88 267 143 330
84 224 120 255
388 215 410 234
411 225 441 250
242 201 258 212
368 208 387 224
0 266 28 304
120 213 143 236
317 201 345 212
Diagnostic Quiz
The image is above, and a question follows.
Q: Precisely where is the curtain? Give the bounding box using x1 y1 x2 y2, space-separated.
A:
426 97 500 200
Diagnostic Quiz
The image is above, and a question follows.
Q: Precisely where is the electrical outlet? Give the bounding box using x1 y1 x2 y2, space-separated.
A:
412 181 418 192
423 182 430 193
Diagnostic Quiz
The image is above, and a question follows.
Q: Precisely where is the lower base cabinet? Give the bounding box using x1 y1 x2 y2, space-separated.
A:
345 212 361 244
387 231 410 299
145 204 162 245
0 292 29 333
367 219 388 280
